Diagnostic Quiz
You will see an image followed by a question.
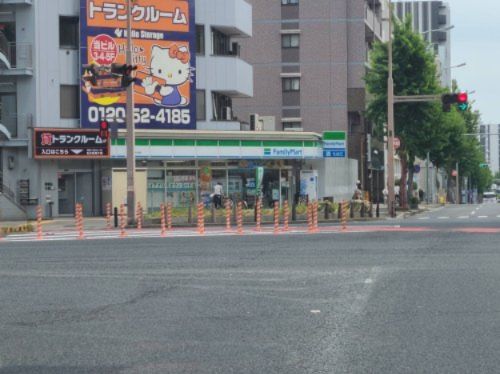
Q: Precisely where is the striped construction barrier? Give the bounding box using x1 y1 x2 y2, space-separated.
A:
119 204 127 238
160 203 167 237
274 201 280 234
197 202 205 235
237 201 243 235
283 200 289 232
36 205 43 240
225 199 232 232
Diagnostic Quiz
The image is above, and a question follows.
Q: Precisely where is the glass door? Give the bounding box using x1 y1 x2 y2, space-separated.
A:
58 173 75 215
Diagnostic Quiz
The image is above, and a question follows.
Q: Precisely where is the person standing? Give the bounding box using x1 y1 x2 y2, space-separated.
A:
213 182 223 209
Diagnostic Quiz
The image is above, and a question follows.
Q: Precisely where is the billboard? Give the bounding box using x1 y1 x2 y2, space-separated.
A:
33 128 110 159
80 0 196 130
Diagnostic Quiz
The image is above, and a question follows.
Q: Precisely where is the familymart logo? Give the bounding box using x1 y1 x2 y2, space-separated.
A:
264 148 303 157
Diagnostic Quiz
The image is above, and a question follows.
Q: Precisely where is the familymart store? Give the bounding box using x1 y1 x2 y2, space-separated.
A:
101 130 324 213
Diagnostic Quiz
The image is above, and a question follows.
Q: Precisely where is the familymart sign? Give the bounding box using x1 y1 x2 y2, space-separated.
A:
323 131 347 158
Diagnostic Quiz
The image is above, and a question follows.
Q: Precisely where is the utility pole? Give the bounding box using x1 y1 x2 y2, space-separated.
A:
126 0 136 224
387 0 396 217
456 161 460 205
426 151 430 204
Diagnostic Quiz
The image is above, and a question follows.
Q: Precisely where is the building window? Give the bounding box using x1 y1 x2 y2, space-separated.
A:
196 25 205 55
282 0 298 4
282 34 300 48
196 90 206 121
283 122 302 130
59 16 79 49
211 28 231 56
212 92 233 121
282 77 300 92
60 85 80 119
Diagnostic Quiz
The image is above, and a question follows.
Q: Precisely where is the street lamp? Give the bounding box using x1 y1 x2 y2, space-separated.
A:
421 25 455 35
387 0 396 217
442 62 466 70
126 0 136 224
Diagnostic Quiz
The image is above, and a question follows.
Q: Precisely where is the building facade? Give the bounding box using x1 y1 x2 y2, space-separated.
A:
231 0 389 195
394 1 452 88
479 124 500 175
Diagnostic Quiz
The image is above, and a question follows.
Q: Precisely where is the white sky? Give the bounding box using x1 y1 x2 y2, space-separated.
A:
450 0 500 124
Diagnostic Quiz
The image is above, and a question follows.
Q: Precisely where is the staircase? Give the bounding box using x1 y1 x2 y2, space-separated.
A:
0 182 27 221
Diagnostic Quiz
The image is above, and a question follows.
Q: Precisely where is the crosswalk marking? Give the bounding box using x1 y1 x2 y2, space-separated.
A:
458 216 469 219
438 217 450 219
478 216 488 219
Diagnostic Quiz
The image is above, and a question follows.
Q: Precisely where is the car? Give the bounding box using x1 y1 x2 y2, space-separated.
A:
482 191 497 203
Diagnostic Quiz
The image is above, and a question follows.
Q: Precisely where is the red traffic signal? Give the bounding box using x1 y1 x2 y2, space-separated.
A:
99 121 109 140
457 92 468 103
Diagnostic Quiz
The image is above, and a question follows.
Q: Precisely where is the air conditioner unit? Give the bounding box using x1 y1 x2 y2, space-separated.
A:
260 116 276 131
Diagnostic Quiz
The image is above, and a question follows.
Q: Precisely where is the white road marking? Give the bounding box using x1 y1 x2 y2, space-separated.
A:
418 217 430 220
458 216 469 219
438 216 450 220
497 215 500 218
310 310 321 314
364 278 374 284
478 216 488 219
471 211 476 215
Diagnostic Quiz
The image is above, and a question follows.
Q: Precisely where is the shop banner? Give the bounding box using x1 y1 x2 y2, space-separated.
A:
80 0 196 130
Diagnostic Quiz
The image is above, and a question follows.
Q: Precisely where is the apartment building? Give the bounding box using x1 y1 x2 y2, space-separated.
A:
232 0 389 193
0 0 260 219
479 124 500 175
394 1 452 88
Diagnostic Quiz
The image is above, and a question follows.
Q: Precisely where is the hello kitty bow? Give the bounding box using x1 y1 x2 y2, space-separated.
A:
169 45 190 64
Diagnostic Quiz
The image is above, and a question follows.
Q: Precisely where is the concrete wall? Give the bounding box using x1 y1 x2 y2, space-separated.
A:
307 158 359 202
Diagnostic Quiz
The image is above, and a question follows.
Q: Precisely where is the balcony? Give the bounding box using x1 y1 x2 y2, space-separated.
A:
197 55 253 98
365 4 383 42
0 113 33 139
196 0 252 37
0 42 33 75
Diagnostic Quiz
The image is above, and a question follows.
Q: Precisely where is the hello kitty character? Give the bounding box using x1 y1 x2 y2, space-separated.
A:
142 45 193 107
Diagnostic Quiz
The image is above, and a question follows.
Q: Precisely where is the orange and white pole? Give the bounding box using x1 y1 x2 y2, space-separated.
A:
119 204 127 238
197 202 205 235
307 203 314 233
341 200 348 231
136 202 143 231
106 202 112 230
167 202 173 231
76 203 84 240
283 200 289 232
36 205 43 240
313 200 319 232
225 199 232 232
237 201 243 235
273 201 280 234
255 197 262 232
160 203 166 237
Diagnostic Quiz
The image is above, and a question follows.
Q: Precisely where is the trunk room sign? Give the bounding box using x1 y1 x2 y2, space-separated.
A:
79 0 196 130
34 129 110 159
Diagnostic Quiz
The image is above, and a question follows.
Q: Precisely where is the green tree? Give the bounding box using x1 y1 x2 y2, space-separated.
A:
365 16 443 208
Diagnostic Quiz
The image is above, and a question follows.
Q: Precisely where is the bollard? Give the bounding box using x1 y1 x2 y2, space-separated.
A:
76 203 84 240
341 200 348 231
36 205 43 240
167 202 173 231
273 201 280 234
307 203 314 233
160 203 166 237
225 199 232 232
136 202 143 231
114 207 119 228
360 203 365 218
106 203 112 230
350 201 354 219
197 202 205 235
376 202 380 218
255 197 262 232
283 200 289 232
338 201 342 220
237 201 243 235
119 204 127 238
313 200 319 232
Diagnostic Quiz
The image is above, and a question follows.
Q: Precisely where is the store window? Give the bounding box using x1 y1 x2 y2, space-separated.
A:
196 24 205 55
166 169 197 208
212 92 233 121
282 0 298 4
60 16 79 49
196 90 206 121
147 169 165 214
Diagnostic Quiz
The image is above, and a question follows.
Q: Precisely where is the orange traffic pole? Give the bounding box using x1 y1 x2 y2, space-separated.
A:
36 205 43 240
273 201 280 234
160 203 166 237
255 197 262 232
76 203 84 240
225 199 232 232
237 201 243 235
119 204 127 238
283 200 289 232
167 202 173 231
307 203 314 233
197 202 205 235
313 200 319 232
136 202 143 231
341 200 348 231
106 202 112 230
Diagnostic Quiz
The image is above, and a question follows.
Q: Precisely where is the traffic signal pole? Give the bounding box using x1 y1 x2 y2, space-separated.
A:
126 0 136 224
387 0 396 218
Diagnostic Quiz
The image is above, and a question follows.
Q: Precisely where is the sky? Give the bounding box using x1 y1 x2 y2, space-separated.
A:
450 0 500 124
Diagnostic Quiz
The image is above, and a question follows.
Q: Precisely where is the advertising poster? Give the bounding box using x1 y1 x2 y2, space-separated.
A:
80 0 196 130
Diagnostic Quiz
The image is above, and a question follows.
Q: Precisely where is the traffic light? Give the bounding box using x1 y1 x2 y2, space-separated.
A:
99 120 109 140
441 92 469 112
111 63 138 87
479 163 489 169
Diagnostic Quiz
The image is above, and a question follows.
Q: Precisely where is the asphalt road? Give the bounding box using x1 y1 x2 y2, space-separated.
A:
0 204 500 373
